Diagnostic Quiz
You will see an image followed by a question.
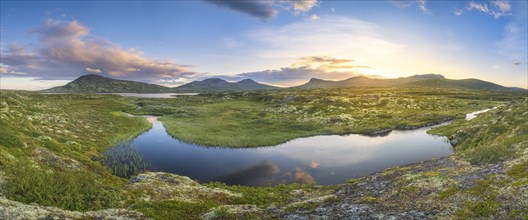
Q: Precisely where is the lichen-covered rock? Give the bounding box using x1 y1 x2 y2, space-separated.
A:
126 172 241 202
202 205 262 220
0 196 146 220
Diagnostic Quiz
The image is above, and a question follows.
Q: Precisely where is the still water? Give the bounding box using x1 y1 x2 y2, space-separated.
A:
130 117 457 186
112 93 198 98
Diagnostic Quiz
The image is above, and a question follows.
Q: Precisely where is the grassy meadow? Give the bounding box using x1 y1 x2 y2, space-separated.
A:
0 88 526 219
130 88 518 147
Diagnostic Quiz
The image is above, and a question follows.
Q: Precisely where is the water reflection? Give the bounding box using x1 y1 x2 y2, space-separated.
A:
111 93 198 98
214 161 280 186
130 118 453 186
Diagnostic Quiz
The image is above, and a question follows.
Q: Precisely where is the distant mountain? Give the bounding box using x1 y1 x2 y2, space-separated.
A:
296 74 523 91
43 74 170 93
42 73 523 94
402 78 526 91
173 78 278 92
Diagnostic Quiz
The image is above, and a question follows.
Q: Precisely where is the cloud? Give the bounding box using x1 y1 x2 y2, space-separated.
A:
467 0 512 18
391 0 430 14
417 0 431 14
224 56 371 86
205 0 318 20
492 0 511 14
205 0 277 20
0 20 202 82
214 161 280 186
496 21 528 64
310 14 320 20
288 0 318 13
454 8 464 16
85 67 101 73
308 160 320 169
246 16 402 59
276 168 315 184
468 1 489 13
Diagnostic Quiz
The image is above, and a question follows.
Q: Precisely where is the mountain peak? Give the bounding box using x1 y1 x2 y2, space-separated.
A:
238 78 256 83
43 74 168 93
201 78 227 82
175 77 277 92
407 74 445 79
308 78 325 82
75 74 105 81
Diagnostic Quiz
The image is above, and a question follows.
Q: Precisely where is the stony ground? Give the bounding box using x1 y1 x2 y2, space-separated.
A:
282 149 528 219
1 150 526 219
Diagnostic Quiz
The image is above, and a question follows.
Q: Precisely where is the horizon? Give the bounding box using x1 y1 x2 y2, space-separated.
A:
1 1 527 90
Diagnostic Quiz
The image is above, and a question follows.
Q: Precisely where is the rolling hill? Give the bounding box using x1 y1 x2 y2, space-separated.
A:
173 78 278 92
42 74 170 93
296 74 524 91
43 74 278 93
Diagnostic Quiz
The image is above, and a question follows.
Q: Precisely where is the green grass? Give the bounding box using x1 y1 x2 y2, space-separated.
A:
429 98 528 164
131 200 216 220
103 143 150 178
0 90 151 209
206 182 336 207
3 163 124 211
131 88 515 147
0 89 526 218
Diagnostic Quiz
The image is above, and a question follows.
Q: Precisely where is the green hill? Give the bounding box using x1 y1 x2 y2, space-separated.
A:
43 74 170 93
173 78 278 92
402 78 526 91
296 74 524 91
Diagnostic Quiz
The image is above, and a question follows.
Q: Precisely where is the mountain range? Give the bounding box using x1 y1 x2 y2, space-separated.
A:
42 74 525 93
43 74 278 93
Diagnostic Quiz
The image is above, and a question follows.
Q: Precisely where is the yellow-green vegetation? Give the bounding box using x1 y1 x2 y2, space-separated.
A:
131 88 518 147
429 97 528 164
131 200 216 220
0 90 151 210
0 89 526 219
3 164 123 211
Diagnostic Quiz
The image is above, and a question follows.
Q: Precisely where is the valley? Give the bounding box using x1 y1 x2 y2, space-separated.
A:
0 87 526 219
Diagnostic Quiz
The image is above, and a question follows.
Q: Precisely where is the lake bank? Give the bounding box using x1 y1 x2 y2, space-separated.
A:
121 108 493 186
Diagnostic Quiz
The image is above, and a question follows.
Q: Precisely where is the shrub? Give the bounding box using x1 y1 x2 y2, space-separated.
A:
4 164 123 211
103 143 150 178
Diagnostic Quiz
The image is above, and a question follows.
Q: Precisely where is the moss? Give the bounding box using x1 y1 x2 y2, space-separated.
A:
435 187 459 200
456 178 501 218
357 196 378 203
400 185 419 194
131 200 216 220
346 178 359 184
507 161 528 179
423 171 442 178
3 163 124 211
206 182 335 208
429 98 528 164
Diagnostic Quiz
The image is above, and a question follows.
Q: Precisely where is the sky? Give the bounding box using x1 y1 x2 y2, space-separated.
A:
0 0 527 90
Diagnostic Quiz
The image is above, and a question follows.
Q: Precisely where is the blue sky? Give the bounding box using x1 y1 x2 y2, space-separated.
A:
1 0 527 89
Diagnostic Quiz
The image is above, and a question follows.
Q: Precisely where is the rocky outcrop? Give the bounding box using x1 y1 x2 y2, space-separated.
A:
283 149 528 219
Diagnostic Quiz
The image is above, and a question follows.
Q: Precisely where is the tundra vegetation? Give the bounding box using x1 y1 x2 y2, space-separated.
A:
0 88 526 219
131 88 514 147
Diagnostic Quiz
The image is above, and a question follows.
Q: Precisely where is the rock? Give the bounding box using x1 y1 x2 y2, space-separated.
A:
0 196 146 220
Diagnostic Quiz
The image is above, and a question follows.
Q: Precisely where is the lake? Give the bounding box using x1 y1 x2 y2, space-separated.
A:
112 93 198 98
126 109 493 186
129 119 462 186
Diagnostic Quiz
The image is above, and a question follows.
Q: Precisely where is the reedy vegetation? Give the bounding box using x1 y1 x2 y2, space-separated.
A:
131 88 518 147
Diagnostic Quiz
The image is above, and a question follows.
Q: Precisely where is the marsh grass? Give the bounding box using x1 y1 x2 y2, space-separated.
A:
3 163 124 211
429 98 527 164
131 88 517 147
103 143 150 178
